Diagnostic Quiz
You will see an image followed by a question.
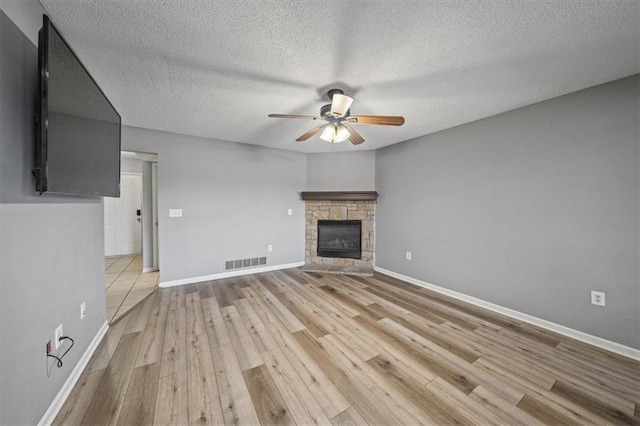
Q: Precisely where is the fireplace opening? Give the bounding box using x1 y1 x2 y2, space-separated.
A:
317 220 361 259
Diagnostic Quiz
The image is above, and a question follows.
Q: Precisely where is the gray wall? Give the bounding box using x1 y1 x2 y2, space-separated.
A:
121 126 307 282
376 75 640 349
307 151 376 191
0 10 107 424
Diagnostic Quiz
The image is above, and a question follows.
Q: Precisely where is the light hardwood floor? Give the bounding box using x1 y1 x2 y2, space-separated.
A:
56 269 640 425
105 255 158 323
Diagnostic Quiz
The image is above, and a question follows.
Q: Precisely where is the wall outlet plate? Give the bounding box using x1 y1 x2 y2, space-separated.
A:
405 251 412 260
80 301 86 319
287 208 293 216
268 245 273 252
591 291 605 307
54 324 63 349
169 209 183 218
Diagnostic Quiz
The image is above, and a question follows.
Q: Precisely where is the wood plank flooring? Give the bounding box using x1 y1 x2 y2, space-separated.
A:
105 255 158 323
55 269 640 425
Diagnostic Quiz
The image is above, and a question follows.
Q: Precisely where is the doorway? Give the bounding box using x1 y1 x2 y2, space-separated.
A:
104 151 159 322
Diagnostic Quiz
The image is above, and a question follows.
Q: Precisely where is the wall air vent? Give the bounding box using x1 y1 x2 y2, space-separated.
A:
224 256 268 271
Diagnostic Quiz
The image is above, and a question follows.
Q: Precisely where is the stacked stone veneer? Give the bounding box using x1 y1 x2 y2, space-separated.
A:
305 200 375 268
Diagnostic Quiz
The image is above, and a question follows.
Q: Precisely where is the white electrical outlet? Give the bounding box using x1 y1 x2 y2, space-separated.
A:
405 251 412 260
268 244 273 252
287 208 293 216
591 291 605 307
54 324 63 349
80 301 86 319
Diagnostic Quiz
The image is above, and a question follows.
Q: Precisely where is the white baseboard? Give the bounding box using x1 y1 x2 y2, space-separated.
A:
375 267 640 361
142 267 157 273
159 262 305 288
38 320 109 426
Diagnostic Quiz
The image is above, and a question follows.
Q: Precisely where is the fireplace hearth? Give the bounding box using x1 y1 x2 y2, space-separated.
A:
317 220 361 259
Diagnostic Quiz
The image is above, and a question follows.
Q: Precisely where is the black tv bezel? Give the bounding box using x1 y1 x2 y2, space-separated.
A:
35 14 122 197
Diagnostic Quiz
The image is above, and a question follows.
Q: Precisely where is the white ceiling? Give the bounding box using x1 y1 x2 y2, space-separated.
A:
38 0 639 153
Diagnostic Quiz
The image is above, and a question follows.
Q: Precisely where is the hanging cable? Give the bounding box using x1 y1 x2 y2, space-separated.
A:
46 336 74 368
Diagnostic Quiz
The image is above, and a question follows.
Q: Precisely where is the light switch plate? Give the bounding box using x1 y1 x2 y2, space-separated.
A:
169 209 183 218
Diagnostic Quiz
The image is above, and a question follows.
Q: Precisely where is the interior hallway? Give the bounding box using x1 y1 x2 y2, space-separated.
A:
105 255 158 323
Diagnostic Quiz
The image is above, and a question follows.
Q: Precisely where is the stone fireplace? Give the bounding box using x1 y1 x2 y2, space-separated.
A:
301 191 376 275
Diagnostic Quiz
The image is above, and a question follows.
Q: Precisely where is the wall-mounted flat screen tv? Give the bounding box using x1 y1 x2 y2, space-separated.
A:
35 15 121 197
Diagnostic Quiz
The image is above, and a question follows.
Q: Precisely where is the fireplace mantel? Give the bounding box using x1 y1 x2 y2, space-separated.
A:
300 191 378 201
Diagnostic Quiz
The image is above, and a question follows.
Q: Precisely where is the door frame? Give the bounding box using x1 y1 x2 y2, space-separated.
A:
151 162 159 271
118 151 159 273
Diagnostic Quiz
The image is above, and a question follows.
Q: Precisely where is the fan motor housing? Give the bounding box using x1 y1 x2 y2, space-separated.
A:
327 88 344 100
321 103 350 119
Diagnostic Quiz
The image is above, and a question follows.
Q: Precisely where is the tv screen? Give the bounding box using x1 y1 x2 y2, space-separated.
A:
35 15 121 197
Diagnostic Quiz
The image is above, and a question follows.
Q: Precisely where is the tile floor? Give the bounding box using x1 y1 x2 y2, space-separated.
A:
105 254 158 323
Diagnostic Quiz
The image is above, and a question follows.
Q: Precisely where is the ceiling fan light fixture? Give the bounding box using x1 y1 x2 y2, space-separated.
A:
268 89 404 145
335 124 350 142
320 123 350 143
330 94 354 117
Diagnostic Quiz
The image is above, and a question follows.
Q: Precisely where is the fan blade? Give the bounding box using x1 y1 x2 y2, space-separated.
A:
348 115 405 126
344 124 365 145
330 94 354 117
296 124 325 142
268 114 321 120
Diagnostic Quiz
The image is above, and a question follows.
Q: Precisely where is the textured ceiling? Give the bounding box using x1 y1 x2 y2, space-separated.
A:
39 0 639 153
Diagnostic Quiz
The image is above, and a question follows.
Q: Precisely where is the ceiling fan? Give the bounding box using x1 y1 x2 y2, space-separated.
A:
268 89 405 145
